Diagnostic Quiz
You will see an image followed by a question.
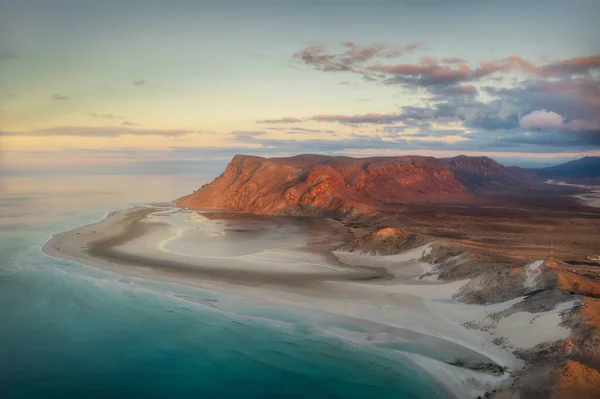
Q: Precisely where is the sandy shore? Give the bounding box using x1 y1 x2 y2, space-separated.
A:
43 205 579 398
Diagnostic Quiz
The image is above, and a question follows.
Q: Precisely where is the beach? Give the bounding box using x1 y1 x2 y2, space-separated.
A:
42 204 581 398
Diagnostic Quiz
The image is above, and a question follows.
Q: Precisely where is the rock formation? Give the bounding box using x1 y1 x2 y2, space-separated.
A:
340 227 430 255
176 154 473 217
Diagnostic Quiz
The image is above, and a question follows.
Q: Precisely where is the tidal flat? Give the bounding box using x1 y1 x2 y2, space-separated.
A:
42 204 578 398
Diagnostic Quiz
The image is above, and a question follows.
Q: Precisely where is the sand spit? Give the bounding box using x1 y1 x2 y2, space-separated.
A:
43 206 581 399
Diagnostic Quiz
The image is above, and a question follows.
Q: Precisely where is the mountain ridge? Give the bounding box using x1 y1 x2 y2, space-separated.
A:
176 154 473 218
176 154 594 217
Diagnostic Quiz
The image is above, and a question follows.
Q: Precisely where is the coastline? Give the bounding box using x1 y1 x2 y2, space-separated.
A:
42 205 581 398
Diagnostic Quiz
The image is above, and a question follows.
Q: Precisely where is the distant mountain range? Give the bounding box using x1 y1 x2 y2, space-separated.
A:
535 156 600 182
176 155 599 218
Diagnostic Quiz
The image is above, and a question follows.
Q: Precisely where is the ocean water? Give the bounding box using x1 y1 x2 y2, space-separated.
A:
0 174 449 398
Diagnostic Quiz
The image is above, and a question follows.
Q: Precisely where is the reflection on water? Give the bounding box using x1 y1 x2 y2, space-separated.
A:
160 211 312 257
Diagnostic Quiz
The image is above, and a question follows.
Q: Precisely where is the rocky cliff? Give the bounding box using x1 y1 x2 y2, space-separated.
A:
175 154 471 217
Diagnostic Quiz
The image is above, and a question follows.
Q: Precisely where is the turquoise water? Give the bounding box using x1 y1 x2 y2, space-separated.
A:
0 175 449 398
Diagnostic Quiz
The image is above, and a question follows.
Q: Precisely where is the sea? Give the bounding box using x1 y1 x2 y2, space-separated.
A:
0 174 449 398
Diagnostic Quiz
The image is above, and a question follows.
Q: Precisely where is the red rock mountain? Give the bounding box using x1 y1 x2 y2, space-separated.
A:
176 154 472 217
439 155 539 193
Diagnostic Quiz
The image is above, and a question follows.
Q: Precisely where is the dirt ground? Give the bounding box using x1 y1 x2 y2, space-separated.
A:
372 202 600 266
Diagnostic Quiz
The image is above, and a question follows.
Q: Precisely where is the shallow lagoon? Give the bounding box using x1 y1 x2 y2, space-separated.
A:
0 175 449 398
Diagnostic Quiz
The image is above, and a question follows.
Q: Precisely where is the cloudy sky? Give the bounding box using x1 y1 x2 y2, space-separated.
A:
1 0 599 174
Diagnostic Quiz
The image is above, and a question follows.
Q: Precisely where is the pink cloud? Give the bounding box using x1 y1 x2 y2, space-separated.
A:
441 57 467 64
537 55 600 77
294 42 599 88
256 117 303 124
310 112 403 124
519 110 566 130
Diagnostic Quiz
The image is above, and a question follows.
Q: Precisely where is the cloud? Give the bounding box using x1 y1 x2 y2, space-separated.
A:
87 113 141 126
3 128 598 175
409 129 467 138
255 83 598 151
287 127 337 135
441 57 467 64
230 130 265 138
519 110 566 130
420 56 438 65
293 42 419 72
430 84 479 101
391 99 522 133
87 113 123 120
133 79 147 86
256 117 303 124
256 106 484 128
517 110 599 143
497 100 519 120
368 55 537 87
274 45 600 152
212 126 599 155
485 78 600 131
288 127 320 133
380 122 466 139
310 112 405 125
230 135 410 152
229 131 267 143
52 94 70 101
1 126 196 137
121 121 139 127
537 55 600 77
256 109 468 128
294 43 599 93
565 119 600 133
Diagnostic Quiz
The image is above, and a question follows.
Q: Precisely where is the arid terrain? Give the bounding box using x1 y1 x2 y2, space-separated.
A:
176 154 600 398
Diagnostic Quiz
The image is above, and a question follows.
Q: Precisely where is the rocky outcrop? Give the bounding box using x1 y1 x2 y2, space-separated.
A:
340 228 430 255
552 360 600 399
176 154 471 218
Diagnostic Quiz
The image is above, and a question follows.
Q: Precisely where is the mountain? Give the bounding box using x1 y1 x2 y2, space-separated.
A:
537 156 600 182
439 155 539 193
176 154 588 218
176 154 471 218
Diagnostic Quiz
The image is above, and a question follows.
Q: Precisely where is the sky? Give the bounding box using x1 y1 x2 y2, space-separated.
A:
1 0 599 175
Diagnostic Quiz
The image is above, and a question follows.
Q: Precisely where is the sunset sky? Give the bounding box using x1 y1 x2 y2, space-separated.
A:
1 0 599 174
